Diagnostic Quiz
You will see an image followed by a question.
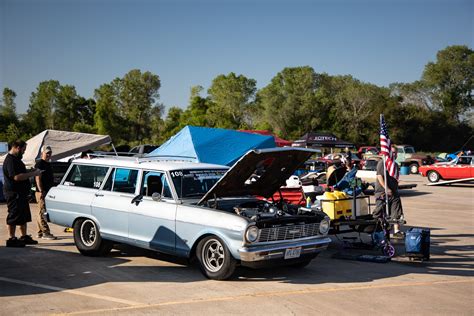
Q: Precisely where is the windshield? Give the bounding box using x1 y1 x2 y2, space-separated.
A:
404 147 415 154
170 169 227 199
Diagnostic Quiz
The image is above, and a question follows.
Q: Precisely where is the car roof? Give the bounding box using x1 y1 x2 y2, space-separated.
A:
71 156 229 171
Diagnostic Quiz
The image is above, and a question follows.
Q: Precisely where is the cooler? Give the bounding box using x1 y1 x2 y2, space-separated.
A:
318 190 352 220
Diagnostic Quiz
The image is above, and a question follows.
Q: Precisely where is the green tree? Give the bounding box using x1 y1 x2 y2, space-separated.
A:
23 80 61 134
94 82 124 142
332 77 391 144
422 45 474 122
0 88 19 134
207 72 257 129
94 70 162 144
180 86 211 127
120 69 161 142
256 66 322 139
160 106 184 142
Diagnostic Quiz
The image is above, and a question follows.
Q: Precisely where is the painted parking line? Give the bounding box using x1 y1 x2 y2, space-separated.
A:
55 278 473 315
0 277 141 306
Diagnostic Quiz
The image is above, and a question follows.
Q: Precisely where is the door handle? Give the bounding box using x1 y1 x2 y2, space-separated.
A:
95 193 104 197
48 195 55 199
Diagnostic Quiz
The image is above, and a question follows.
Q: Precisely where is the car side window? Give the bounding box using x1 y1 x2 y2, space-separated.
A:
141 171 172 198
101 168 139 194
63 164 109 189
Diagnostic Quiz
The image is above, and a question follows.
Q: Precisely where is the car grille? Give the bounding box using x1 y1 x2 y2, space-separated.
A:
257 223 321 242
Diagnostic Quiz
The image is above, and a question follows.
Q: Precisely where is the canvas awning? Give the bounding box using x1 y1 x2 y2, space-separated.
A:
239 130 292 147
292 132 355 149
0 130 111 167
148 126 277 166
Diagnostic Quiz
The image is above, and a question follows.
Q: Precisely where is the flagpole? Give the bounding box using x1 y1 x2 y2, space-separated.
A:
382 147 390 217
380 114 390 217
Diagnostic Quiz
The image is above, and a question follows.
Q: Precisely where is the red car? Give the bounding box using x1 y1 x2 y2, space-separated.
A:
419 155 473 183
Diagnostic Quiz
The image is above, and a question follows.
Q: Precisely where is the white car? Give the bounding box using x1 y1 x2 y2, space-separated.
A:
46 148 331 280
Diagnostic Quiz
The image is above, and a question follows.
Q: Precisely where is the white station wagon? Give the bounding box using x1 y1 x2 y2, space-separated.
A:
46 148 331 280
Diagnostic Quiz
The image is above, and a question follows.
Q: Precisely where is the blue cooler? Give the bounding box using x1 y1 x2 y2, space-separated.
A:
405 227 430 260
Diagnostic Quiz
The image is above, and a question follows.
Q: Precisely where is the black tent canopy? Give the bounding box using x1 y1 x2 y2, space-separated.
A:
292 132 355 149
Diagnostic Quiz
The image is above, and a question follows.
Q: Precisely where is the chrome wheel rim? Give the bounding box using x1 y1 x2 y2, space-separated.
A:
202 239 225 273
428 172 438 182
80 219 96 247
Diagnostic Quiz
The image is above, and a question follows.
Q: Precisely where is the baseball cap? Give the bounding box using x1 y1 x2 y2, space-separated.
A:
42 145 52 153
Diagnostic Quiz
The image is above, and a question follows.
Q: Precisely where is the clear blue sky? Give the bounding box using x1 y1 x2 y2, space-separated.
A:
1 0 472 114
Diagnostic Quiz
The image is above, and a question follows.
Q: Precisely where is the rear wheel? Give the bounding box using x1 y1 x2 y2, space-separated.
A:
409 163 419 174
427 171 441 183
196 236 236 280
73 218 113 256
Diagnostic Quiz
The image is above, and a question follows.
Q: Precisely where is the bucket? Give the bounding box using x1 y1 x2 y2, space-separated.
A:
400 166 410 175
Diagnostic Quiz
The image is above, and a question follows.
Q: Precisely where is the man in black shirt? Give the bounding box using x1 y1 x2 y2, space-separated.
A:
3 140 42 247
373 145 404 239
35 145 57 240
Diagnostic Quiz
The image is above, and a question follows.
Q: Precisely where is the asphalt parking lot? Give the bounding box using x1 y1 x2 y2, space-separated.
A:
0 174 473 315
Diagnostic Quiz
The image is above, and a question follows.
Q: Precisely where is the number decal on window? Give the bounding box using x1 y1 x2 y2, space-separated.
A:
171 171 183 177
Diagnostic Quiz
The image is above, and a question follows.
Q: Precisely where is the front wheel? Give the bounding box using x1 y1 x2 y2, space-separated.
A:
73 218 113 256
409 163 419 174
427 171 440 183
196 236 236 280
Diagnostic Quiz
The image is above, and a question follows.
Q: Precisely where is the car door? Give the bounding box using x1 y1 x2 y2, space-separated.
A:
128 170 177 254
91 167 139 242
48 164 109 226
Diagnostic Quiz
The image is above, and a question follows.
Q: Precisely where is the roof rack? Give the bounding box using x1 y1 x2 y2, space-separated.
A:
137 155 197 163
84 153 197 163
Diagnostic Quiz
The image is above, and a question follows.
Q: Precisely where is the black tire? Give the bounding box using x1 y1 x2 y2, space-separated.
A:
73 218 113 256
427 170 441 183
409 163 419 174
196 236 236 280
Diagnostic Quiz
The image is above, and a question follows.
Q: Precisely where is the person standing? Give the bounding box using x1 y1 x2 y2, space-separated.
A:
373 144 405 238
2 140 42 247
34 145 57 240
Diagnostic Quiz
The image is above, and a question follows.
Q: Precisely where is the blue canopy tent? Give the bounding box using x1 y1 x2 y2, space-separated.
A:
147 126 276 166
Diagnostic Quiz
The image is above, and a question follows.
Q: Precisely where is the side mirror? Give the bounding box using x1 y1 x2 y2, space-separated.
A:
131 194 143 206
151 192 162 202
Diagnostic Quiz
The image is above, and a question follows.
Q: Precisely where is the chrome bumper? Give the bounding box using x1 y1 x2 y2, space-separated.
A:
239 237 331 262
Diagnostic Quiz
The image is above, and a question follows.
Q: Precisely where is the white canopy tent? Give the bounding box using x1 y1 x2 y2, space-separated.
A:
0 130 111 167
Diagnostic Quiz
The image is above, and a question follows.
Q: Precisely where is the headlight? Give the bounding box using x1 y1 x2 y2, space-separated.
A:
319 217 330 235
245 225 259 243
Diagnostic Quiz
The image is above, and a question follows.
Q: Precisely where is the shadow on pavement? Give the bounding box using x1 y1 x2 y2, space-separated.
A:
1 221 472 296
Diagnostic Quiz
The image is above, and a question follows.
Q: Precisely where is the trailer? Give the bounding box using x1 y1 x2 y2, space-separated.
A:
426 177 474 186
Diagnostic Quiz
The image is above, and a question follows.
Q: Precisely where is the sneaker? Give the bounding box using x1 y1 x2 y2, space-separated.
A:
36 233 43 239
6 237 26 248
392 231 406 239
41 233 57 240
19 235 38 245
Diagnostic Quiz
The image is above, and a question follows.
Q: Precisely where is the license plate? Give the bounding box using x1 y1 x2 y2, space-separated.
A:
284 247 302 259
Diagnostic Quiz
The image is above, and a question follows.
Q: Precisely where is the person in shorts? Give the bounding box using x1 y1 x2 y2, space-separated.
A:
2 140 42 247
34 145 57 240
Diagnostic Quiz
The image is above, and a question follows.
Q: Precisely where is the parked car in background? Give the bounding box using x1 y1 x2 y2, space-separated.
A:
357 146 379 158
45 148 331 280
419 155 474 183
395 145 435 174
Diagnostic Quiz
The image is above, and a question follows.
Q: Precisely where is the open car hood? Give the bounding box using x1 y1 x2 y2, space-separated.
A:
198 147 316 204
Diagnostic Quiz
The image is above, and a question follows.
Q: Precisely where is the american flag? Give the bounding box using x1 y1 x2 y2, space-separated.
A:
380 114 399 180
